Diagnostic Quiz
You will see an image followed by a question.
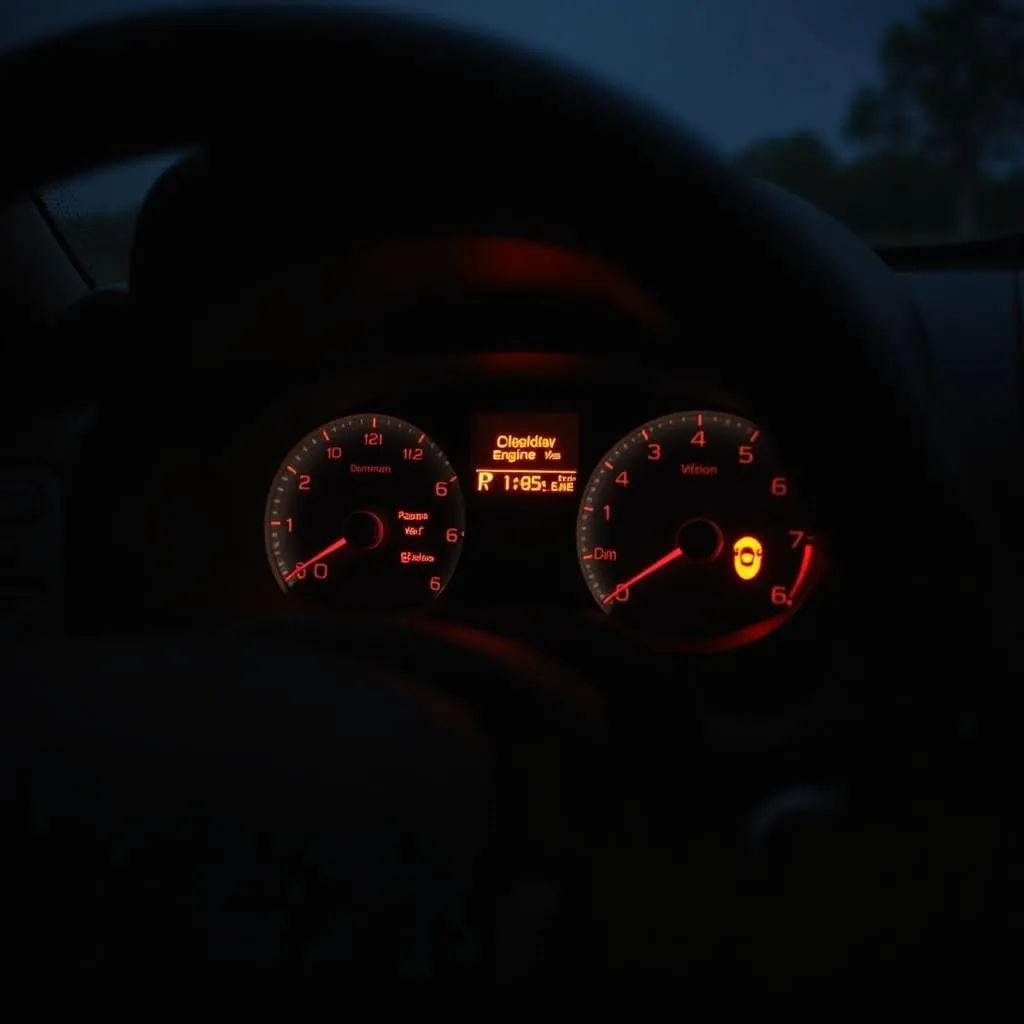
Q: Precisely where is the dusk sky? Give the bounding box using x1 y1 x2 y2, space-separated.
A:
3 0 926 213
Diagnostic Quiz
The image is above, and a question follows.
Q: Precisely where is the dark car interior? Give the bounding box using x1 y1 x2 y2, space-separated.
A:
0 7 1019 983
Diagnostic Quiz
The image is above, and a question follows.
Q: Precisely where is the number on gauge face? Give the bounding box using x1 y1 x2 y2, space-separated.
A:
265 414 466 608
576 411 819 651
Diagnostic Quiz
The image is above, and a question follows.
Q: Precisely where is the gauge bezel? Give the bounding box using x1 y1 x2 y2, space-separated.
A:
576 409 824 653
264 412 467 608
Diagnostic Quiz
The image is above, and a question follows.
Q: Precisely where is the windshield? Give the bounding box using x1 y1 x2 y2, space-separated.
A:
8 0 1024 283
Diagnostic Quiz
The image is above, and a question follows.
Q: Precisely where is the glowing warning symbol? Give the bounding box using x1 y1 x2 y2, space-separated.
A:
732 535 763 581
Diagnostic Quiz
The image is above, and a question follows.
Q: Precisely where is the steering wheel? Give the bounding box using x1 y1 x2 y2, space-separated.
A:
0 6 1012 976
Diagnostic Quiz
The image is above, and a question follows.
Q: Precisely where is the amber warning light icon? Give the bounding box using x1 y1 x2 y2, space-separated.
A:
732 535 763 580
473 411 579 497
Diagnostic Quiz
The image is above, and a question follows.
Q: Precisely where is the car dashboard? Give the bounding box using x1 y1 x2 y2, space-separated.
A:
1 9 1020 984
2 147 1020 763
23 219 860 729
2 198 1019 748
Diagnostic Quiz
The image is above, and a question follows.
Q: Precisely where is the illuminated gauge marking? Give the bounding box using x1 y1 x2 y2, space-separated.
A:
265 414 466 607
576 411 819 652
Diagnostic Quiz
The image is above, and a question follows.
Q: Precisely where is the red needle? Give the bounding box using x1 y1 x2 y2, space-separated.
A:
284 536 348 581
603 546 683 604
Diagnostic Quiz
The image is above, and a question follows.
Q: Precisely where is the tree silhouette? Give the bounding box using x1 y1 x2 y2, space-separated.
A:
844 0 1024 238
735 132 843 215
735 132 957 244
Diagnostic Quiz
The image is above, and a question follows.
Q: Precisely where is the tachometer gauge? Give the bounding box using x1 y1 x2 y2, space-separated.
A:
576 411 819 651
265 414 466 607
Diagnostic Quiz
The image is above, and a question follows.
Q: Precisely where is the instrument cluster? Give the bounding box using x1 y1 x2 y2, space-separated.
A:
255 355 825 654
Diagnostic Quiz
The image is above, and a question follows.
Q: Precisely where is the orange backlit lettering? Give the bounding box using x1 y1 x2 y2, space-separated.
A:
400 551 437 564
397 511 429 521
488 434 563 464
593 547 618 561
681 463 718 476
473 412 579 497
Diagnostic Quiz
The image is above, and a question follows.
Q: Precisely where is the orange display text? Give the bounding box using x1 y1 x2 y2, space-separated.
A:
473 412 579 497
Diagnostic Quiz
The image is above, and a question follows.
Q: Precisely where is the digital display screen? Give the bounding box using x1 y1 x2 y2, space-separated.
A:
473 412 579 496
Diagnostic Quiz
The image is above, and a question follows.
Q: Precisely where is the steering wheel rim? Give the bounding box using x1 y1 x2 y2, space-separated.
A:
4 6 1007 664
0 3 1014 975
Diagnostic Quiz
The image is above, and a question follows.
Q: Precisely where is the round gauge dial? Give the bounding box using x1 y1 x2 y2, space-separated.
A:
576 411 819 651
265 414 466 607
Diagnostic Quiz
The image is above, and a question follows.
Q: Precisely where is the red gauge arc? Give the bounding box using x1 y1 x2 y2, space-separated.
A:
576 410 822 652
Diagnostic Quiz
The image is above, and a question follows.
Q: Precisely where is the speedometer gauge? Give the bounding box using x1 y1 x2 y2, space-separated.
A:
265 414 466 607
576 411 819 651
